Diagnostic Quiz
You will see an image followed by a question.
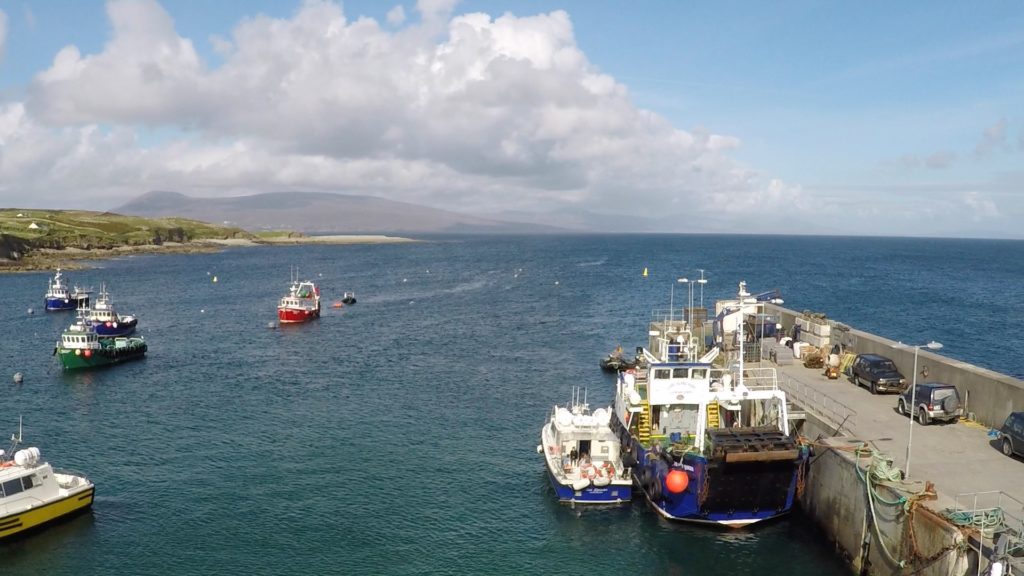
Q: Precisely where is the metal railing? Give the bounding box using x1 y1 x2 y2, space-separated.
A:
777 374 858 433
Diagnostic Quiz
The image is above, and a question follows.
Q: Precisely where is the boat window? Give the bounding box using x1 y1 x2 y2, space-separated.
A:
654 369 671 380
692 368 708 379
672 368 689 378
21 474 39 490
2 478 24 497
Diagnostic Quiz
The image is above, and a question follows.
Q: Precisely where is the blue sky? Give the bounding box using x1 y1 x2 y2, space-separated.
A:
0 0 1022 236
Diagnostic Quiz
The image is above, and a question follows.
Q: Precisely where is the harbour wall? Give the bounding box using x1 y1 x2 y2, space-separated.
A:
797 416 973 576
771 305 1024 428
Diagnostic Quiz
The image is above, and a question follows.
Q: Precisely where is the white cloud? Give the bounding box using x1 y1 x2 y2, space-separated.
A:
4 0 799 231
386 5 406 26
975 118 1008 157
963 191 999 220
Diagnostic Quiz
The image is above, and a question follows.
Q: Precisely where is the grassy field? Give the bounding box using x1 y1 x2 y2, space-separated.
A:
0 209 253 249
0 209 258 270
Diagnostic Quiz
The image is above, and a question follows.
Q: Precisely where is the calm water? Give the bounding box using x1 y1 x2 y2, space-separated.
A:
3 234 1022 575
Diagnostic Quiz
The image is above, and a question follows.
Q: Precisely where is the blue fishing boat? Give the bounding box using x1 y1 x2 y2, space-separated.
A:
44 268 90 311
538 387 632 505
87 285 138 338
611 281 808 527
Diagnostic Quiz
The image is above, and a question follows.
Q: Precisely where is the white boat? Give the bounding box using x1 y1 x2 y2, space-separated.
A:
537 388 632 504
0 420 95 540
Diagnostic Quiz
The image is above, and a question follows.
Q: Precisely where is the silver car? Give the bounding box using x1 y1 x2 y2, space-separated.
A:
897 382 962 425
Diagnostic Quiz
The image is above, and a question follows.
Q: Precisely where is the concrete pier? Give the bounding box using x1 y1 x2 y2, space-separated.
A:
753 305 1024 575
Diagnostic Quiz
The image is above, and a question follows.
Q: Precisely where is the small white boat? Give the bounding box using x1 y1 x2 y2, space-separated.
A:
537 387 632 504
0 420 95 540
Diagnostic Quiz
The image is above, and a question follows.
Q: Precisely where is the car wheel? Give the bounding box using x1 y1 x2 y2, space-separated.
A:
949 416 960 424
897 399 906 415
917 408 930 426
869 381 877 395
1004 438 1014 457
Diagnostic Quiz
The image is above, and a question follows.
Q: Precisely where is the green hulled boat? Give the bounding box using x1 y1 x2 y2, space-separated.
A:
55 320 147 370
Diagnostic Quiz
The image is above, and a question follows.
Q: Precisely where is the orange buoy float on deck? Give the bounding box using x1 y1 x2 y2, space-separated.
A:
666 469 689 493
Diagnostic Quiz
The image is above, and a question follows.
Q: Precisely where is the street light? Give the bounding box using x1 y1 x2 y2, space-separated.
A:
760 297 784 363
671 278 687 323
904 340 943 478
696 269 707 310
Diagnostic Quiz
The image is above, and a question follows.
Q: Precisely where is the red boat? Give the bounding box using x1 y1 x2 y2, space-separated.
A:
278 279 321 324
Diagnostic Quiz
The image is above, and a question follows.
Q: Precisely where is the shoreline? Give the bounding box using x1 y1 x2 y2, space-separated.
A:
0 234 419 273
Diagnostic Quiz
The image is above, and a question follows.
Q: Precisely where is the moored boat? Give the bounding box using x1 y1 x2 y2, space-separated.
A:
0 420 95 540
54 316 147 370
612 281 808 527
44 268 90 311
341 291 357 305
87 285 138 338
278 279 321 324
600 347 638 372
537 387 632 504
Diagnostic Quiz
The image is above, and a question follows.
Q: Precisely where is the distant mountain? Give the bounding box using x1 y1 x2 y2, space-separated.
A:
113 191 568 234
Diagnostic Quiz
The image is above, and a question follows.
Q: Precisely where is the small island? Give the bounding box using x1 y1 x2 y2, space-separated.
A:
0 209 415 272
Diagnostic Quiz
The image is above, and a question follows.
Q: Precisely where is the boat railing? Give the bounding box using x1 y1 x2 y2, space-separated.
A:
777 374 858 433
53 468 90 487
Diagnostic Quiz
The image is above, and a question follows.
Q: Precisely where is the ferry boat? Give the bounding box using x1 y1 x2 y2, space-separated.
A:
54 315 147 370
44 268 90 311
612 281 808 527
0 420 95 540
537 388 632 504
87 285 138 338
278 279 321 324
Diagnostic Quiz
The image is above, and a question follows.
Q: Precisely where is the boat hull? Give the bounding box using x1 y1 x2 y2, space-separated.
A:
45 295 88 311
93 318 138 337
0 486 95 540
57 340 148 370
626 437 806 527
546 467 632 504
278 307 320 323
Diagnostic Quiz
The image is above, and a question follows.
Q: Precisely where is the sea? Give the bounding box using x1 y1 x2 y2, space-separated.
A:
3 234 1022 575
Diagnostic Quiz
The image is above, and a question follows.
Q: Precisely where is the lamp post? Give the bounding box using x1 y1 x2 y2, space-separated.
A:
760 297 784 363
671 278 687 323
697 269 707 310
904 340 943 478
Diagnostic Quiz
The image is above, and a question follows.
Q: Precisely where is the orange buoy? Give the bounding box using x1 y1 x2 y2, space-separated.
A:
666 469 688 493
83 349 93 358
332 302 343 308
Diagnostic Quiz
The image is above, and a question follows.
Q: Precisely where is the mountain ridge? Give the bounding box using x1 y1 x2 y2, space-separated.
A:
114 191 570 234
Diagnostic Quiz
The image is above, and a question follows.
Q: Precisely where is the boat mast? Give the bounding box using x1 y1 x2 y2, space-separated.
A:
737 281 749 390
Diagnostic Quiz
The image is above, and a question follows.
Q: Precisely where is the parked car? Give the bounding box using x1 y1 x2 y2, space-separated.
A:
997 411 1024 458
896 382 962 425
851 353 906 394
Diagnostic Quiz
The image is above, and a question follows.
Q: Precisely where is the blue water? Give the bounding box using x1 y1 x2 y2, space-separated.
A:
3 234 1022 575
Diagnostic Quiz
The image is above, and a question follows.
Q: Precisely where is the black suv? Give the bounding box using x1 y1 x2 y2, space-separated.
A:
851 353 906 394
897 382 962 425
997 412 1024 458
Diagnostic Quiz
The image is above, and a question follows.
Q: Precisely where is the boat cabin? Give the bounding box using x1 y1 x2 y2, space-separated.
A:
61 323 100 350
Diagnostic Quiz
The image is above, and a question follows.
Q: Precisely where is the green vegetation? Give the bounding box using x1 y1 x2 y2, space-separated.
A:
0 209 252 248
0 209 256 270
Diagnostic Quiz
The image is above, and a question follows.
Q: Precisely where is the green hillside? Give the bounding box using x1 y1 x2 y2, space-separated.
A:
0 209 254 268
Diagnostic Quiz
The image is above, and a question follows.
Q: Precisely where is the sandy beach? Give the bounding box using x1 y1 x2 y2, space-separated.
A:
199 235 416 246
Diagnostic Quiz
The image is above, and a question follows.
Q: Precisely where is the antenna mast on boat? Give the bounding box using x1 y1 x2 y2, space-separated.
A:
737 281 749 390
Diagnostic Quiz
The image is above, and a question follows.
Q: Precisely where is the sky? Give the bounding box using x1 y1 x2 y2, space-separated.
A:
0 0 1022 237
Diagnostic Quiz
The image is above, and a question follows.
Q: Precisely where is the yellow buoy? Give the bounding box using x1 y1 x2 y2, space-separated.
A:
212 276 218 283
642 267 648 277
